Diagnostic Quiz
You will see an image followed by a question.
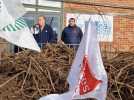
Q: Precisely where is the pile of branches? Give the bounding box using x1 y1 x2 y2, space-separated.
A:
0 44 74 100
104 52 134 100
0 43 134 100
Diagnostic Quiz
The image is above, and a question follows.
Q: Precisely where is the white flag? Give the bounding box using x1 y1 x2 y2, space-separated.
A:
0 18 40 52
39 20 107 100
68 21 108 100
0 0 25 29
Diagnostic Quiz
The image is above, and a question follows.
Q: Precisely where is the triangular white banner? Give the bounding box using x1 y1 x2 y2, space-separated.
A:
68 20 108 100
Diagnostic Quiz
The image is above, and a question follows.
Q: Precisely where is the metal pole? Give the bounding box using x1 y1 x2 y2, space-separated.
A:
35 0 39 23
59 1 64 40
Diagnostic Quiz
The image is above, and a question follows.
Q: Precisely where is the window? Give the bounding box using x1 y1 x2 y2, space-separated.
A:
39 0 61 8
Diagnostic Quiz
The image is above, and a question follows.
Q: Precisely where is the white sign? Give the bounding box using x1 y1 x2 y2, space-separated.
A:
66 13 113 42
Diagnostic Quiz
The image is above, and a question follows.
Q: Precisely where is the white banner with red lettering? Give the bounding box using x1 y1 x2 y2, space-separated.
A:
67 20 108 100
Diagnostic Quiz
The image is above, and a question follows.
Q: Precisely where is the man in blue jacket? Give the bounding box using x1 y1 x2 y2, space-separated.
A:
61 18 83 50
33 16 55 48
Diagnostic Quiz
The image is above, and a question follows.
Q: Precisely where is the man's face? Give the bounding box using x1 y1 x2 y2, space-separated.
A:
69 19 76 27
38 16 45 27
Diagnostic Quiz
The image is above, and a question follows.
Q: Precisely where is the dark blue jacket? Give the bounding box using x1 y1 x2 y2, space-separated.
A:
61 25 83 44
33 24 54 47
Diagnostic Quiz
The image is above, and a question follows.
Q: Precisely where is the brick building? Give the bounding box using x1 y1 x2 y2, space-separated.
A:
0 0 134 55
64 0 134 52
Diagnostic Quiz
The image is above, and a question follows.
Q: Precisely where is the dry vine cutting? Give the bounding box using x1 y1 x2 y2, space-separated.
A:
0 44 133 100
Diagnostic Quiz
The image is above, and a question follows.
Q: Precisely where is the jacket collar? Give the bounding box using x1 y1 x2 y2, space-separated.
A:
68 25 77 28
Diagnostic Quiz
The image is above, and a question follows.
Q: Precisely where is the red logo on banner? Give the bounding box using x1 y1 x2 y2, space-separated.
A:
79 56 102 95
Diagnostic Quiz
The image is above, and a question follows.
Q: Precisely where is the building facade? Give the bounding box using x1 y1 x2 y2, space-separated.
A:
0 0 134 55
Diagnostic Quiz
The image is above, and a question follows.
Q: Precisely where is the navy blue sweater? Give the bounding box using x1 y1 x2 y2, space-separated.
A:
61 25 83 44
33 24 54 47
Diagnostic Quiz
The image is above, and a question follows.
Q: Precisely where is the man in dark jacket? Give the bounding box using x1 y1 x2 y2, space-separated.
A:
61 18 83 50
33 16 55 48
